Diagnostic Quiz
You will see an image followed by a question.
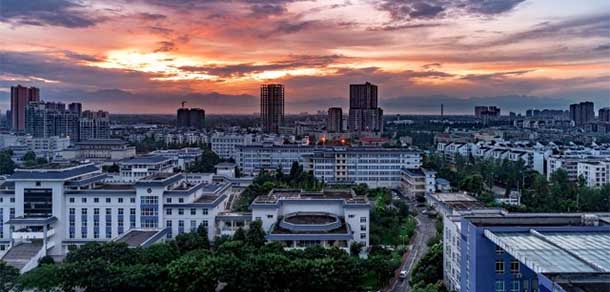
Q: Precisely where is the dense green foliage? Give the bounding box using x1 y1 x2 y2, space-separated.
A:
233 162 325 211
424 153 610 212
186 147 223 173
368 188 416 246
10 227 401 292
0 260 20 292
0 150 16 175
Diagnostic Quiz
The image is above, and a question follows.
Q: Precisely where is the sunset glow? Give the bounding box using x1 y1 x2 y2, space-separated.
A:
0 0 608 114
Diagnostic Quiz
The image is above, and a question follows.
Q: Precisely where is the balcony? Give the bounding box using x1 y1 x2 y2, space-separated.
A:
13 227 55 240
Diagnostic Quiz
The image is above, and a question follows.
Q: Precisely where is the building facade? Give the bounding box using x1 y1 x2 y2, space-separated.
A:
25 101 80 142
236 143 315 176
260 84 285 134
569 101 594 126
251 189 370 251
577 160 609 188
459 213 610 292
11 85 40 131
400 168 436 198
327 107 343 133
0 164 231 272
177 108 205 129
79 110 110 141
348 82 383 134
210 133 255 160
305 147 422 188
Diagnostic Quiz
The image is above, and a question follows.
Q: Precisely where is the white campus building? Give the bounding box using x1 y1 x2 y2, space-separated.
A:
304 147 421 188
0 163 231 272
251 189 371 251
236 144 422 188
577 160 610 188
210 133 256 160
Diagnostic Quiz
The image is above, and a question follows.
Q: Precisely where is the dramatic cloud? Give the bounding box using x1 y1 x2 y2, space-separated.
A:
377 0 525 21
0 0 104 28
0 0 608 114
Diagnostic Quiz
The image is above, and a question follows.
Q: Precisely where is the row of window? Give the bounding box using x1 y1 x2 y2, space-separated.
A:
69 197 135 204
495 259 520 274
166 208 208 216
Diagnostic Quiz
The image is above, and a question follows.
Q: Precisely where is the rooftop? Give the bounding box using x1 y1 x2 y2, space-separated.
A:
485 230 610 274
253 189 369 205
466 213 610 227
76 139 127 146
9 164 100 181
121 155 172 164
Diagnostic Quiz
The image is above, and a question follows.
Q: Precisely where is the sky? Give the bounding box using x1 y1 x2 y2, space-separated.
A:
0 0 609 114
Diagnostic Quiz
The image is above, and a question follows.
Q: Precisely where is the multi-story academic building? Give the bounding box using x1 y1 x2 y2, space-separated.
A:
0 163 231 272
304 147 421 188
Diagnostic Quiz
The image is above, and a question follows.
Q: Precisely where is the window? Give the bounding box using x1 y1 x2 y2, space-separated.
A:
118 198 123 203
496 246 505 255
141 208 158 216
82 198 87 203
130 198 135 203
141 196 158 205
166 220 172 238
190 208 196 215
495 280 505 292
202 208 208 215
360 217 367 223
35 181 41 186
267 214 273 218
510 260 519 273
69 197 75 203
106 198 111 203
360 233 366 239
510 280 519 292
190 220 197 232
496 260 504 274
178 198 184 203
178 208 184 215
166 208 172 215
348 214 355 218
360 225 366 231
166 198 172 203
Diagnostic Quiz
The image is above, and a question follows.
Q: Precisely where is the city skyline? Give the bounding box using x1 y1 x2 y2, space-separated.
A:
0 0 609 114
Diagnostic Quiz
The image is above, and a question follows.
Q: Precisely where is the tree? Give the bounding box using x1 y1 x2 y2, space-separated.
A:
0 151 16 175
232 227 246 241
37 255 55 266
15 264 61 292
22 151 36 162
102 163 120 173
245 220 266 247
0 261 19 292
350 242 365 257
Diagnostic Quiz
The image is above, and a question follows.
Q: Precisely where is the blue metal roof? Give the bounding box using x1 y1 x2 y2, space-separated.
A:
8 164 100 181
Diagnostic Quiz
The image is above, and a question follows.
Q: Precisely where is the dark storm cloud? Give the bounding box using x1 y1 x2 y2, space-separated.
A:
0 0 104 28
377 0 525 21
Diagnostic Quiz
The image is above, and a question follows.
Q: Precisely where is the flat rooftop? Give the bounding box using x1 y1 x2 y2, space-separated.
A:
253 189 368 205
485 230 610 274
467 213 610 227
121 155 172 164
9 164 100 181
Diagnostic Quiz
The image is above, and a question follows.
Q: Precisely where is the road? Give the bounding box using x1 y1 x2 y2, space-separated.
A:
390 192 438 292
